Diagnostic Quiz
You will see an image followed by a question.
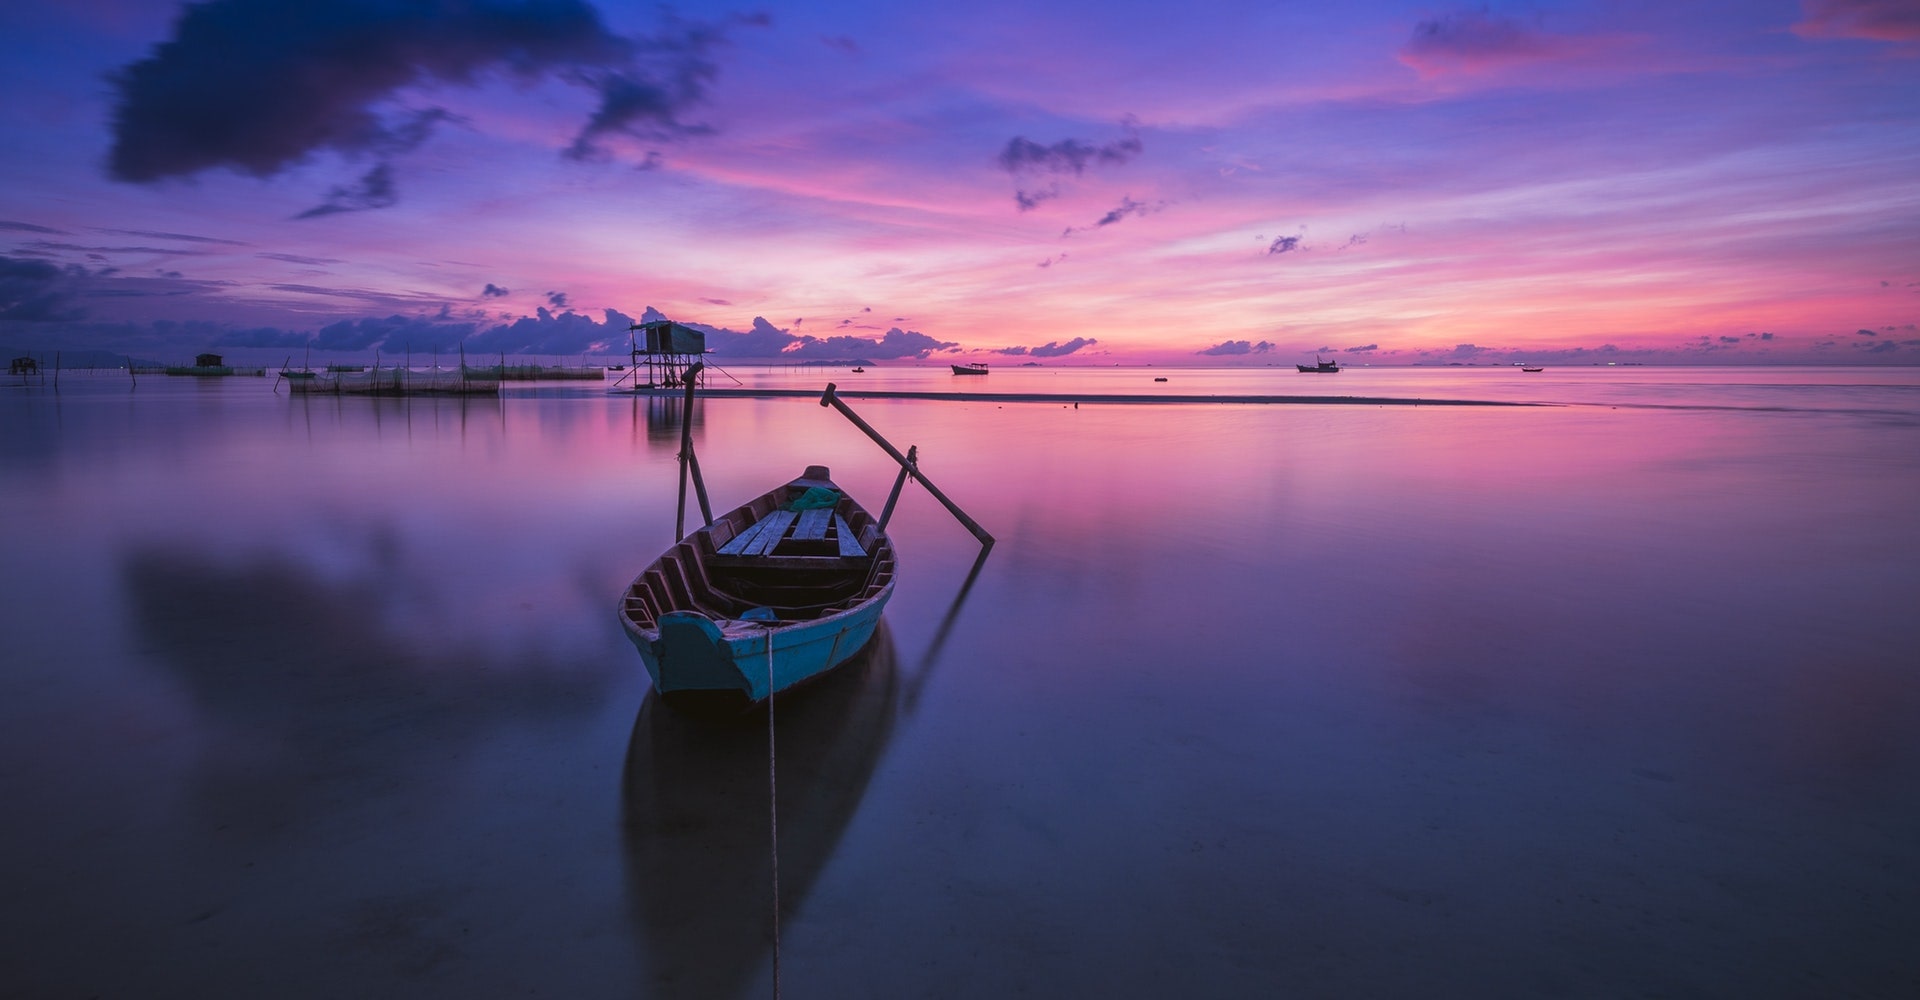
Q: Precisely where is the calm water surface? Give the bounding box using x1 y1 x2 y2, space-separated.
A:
2 367 1916 997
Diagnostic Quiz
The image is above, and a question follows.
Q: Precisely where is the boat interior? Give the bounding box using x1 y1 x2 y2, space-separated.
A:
623 486 893 628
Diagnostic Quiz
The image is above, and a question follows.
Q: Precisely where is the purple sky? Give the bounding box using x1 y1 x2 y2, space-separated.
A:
2 0 1917 364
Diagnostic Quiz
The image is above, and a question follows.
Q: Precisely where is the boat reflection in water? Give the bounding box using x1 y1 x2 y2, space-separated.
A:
622 622 899 998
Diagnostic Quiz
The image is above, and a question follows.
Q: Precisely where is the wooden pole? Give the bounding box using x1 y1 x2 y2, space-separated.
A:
878 445 916 532
820 383 993 550
674 362 713 538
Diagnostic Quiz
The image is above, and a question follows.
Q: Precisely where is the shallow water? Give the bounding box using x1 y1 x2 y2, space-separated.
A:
2 368 1917 997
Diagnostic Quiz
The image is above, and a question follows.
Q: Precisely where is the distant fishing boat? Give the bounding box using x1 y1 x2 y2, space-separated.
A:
951 362 988 375
851 366 865 373
1296 355 1339 373
619 466 896 712
1522 366 1544 372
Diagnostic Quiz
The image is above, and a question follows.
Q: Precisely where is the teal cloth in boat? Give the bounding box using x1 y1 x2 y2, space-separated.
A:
740 607 777 621
787 487 841 511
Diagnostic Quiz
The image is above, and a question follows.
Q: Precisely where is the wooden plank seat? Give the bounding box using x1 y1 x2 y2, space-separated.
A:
834 515 867 557
792 507 832 541
717 509 796 556
711 506 867 563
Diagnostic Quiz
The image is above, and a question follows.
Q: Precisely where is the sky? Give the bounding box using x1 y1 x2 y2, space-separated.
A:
2 0 1918 366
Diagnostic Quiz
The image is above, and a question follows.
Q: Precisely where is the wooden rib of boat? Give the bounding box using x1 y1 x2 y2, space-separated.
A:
950 363 988 375
619 465 896 712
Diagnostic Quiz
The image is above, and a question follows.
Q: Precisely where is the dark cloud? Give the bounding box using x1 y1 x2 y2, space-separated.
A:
1 221 69 234
675 316 955 360
0 255 87 323
310 315 467 352
1345 343 1379 352
1268 236 1300 254
998 118 1142 210
465 306 637 354
107 1 756 208
699 297 732 306
1027 338 1097 358
1095 197 1148 227
1865 340 1900 353
1793 0 1920 42
785 326 958 361
295 163 398 219
1855 328 1878 336
547 291 569 308
1196 340 1273 356
483 283 511 298
1719 336 1742 344
564 11 766 161
998 122 1142 176
1014 185 1060 212
717 316 800 356
1062 196 1159 236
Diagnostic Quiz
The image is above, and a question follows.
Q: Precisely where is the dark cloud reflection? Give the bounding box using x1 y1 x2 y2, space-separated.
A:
122 541 609 837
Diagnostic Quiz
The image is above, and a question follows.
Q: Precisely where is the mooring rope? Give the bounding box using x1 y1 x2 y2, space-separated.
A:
767 630 782 1000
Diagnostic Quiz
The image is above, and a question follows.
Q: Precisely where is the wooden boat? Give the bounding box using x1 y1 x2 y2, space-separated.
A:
619 465 896 711
1522 366 1544 372
950 363 988 375
851 366 865 373
1296 355 1339 373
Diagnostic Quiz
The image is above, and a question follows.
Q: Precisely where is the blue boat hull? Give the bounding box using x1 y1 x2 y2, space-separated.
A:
628 590 893 702
619 467 897 708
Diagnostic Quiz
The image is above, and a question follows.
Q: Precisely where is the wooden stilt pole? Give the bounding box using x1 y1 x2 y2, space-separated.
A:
674 362 713 538
820 384 993 551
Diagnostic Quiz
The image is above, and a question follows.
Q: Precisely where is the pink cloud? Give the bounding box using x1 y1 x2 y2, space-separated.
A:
1792 0 1920 43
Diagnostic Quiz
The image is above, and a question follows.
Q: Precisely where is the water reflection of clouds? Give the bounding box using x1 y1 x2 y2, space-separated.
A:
121 540 611 838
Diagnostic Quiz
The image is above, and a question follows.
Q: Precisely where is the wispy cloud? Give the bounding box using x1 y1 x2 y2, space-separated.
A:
96 228 249 246
1793 0 1920 43
1398 9 1600 77
257 252 345 266
296 164 398 219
